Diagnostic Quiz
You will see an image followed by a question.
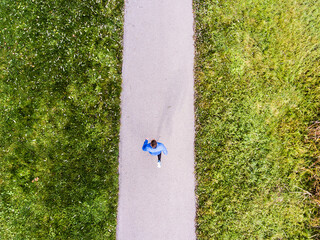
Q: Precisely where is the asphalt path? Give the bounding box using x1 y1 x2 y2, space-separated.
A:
117 0 196 239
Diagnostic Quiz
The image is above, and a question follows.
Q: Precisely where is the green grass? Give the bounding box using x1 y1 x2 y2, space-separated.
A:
194 0 320 238
0 0 123 239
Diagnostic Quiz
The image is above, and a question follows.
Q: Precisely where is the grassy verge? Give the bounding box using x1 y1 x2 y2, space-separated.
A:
194 0 320 238
0 0 123 239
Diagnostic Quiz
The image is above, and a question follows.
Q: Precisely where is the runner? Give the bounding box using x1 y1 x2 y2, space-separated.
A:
142 139 168 168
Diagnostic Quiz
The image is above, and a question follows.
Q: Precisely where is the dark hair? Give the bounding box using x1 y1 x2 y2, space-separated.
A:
151 139 157 148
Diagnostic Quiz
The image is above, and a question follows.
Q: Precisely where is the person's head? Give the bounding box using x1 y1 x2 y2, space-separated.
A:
151 139 157 148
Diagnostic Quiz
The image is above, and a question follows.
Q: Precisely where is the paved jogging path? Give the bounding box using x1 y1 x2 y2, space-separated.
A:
116 0 196 239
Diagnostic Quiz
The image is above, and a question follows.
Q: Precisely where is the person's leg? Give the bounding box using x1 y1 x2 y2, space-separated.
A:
157 153 162 168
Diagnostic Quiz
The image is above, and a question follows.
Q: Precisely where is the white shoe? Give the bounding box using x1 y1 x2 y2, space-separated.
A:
157 162 161 168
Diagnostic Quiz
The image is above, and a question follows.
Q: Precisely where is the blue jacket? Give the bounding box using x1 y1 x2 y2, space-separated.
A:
142 140 168 156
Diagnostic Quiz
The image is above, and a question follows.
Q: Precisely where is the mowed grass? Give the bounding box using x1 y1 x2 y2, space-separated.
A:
194 0 320 239
0 0 123 239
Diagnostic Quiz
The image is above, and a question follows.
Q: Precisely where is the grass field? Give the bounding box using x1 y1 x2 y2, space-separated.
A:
194 0 320 238
0 0 123 239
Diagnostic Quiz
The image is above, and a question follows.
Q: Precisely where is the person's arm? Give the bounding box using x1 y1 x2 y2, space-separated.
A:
162 144 168 155
142 139 149 151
